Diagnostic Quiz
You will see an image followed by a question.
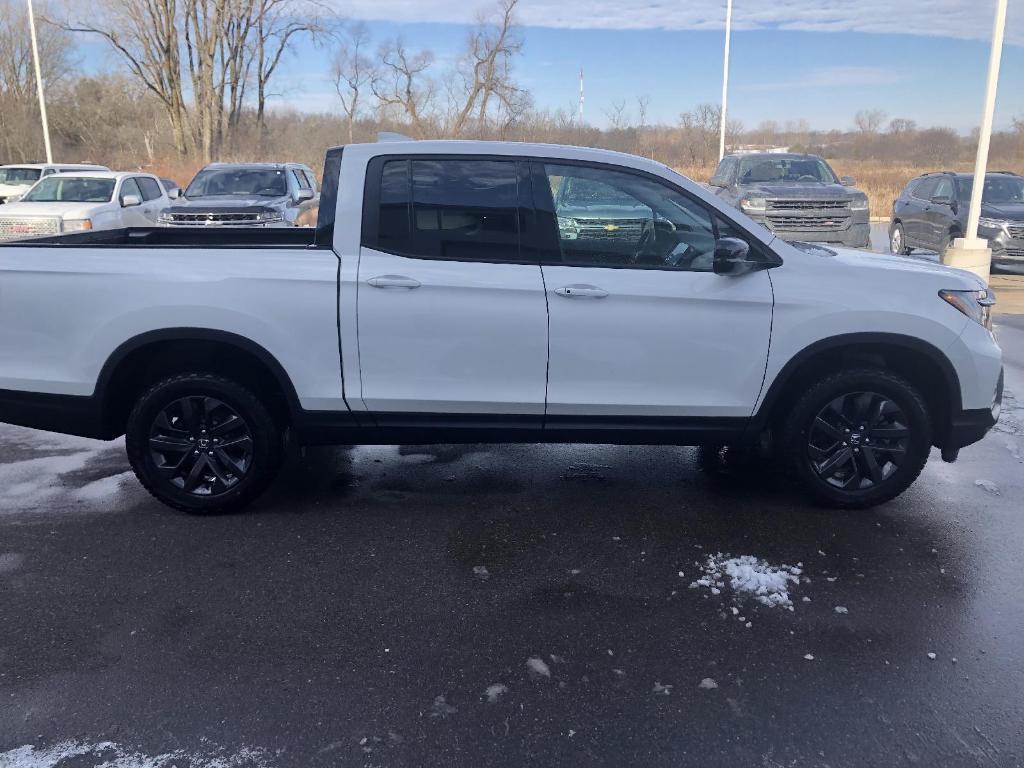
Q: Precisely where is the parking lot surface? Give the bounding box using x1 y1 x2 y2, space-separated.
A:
2 319 1023 768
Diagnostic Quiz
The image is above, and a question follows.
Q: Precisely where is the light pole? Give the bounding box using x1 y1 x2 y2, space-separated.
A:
943 0 1008 283
26 0 53 164
718 0 733 161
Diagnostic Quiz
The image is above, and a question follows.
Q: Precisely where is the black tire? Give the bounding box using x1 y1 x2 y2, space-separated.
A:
781 369 932 509
125 373 283 514
889 222 911 255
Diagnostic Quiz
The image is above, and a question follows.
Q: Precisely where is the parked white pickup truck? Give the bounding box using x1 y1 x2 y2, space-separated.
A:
0 162 110 205
0 141 1004 514
0 171 170 240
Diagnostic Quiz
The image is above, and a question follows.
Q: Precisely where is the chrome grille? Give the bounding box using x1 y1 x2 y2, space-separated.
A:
164 211 263 226
1007 224 1024 240
766 214 850 232
576 218 645 240
766 199 850 211
1003 247 1024 259
0 216 61 241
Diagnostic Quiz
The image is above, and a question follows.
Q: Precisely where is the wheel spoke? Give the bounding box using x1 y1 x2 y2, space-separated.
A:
205 454 234 489
856 447 885 485
182 455 208 492
813 416 845 442
871 424 909 440
149 435 192 452
817 446 853 479
214 446 247 475
209 414 242 437
154 410 189 436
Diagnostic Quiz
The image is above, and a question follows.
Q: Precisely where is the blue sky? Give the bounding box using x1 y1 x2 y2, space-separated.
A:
74 0 1024 133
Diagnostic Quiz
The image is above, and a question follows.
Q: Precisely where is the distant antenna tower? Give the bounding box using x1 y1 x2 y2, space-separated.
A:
578 68 585 125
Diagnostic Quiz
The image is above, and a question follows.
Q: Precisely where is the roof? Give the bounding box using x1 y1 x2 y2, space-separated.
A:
199 162 310 170
725 152 824 161
28 170 157 180
0 162 107 170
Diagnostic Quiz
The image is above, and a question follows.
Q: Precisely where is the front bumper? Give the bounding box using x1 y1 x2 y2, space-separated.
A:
944 369 1003 451
984 227 1024 265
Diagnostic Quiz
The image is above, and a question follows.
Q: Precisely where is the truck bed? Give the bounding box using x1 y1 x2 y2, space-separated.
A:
0 226 317 248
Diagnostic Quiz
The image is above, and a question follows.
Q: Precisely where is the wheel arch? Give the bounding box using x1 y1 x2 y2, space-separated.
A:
752 333 962 446
95 328 302 438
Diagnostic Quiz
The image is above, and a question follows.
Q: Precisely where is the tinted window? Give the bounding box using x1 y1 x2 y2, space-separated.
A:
738 156 836 184
912 178 937 200
120 177 142 203
292 169 311 190
544 163 721 271
932 177 954 200
303 171 318 192
0 167 41 183
372 159 520 262
137 176 163 201
185 168 287 198
710 157 736 186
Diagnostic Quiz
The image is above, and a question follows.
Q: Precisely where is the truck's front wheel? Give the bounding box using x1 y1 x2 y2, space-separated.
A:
125 373 283 514
781 369 932 509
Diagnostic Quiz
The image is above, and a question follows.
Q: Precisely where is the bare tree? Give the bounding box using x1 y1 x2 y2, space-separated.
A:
888 118 917 134
604 99 628 131
446 0 525 137
854 109 887 134
332 21 374 144
372 38 436 137
61 0 191 156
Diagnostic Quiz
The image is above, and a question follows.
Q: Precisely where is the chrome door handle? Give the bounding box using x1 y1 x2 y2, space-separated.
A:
367 275 421 289
554 284 608 299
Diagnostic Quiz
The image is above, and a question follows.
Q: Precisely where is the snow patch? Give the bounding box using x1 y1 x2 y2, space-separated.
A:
689 553 802 609
698 678 718 690
652 682 672 695
75 471 135 502
484 683 508 703
974 479 1000 495
834 606 849 614
0 740 271 768
526 657 551 678
472 565 490 580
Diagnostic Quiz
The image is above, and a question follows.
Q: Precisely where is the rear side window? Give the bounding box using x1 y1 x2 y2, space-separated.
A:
368 158 521 262
137 177 163 201
292 169 311 190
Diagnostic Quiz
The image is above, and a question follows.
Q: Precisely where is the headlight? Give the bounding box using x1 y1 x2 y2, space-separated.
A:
557 216 579 240
978 217 1007 231
740 197 766 213
259 210 284 223
849 195 869 211
939 288 995 330
63 219 92 232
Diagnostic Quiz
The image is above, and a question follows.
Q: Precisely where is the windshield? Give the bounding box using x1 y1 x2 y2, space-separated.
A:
185 168 288 198
558 176 644 207
958 176 1024 204
738 157 837 184
0 167 42 185
22 177 115 203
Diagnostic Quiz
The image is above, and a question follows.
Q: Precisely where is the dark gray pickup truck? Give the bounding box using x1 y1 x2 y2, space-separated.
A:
708 152 870 248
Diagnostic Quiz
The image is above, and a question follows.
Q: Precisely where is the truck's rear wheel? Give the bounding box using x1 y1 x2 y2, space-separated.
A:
125 373 282 514
781 369 932 509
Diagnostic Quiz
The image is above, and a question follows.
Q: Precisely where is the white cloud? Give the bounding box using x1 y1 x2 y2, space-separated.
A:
322 0 1022 45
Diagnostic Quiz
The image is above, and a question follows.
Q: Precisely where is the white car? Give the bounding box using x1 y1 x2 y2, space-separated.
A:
0 162 109 205
0 140 1004 514
0 171 169 240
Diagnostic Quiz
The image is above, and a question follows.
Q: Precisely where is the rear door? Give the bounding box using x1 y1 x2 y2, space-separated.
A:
902 178 935 246
354 156 549 421
923 176 955 250
534 160 774 426
135 176 166 226
117 178 152 227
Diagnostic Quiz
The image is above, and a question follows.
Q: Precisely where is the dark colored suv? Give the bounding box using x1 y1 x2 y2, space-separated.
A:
708 152 871 247
889 171 1024 269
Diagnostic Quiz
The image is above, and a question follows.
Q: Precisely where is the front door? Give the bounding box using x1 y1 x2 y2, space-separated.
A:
535 161 774 425
355 157 549 421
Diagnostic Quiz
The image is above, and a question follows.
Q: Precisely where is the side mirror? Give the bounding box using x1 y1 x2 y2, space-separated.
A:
713 237 763 276
840 176 856 186
707 176 727 188
167 188 181 200
295 188 315 203
930 194 952 206
121 194 141 208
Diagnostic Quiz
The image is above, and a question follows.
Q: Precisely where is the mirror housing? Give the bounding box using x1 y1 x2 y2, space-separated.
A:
840 175 856 186
713 237 773 276
295 188 315 203
707 176 727 188
167 188 181 200
121 194 141 208
930 194 952 206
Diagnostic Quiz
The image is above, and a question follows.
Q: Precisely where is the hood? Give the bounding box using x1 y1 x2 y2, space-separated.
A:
558 203 651 219
176 196 285 211
797 243 985 289
981 202 1024 221
737 182 860 199
0 201 101 219
0 182 34 198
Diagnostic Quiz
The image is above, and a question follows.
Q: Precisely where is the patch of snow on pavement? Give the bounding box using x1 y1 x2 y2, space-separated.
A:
974 479 1000 495
75 471 135 502
698 678 718 690
689 553 802 609
0 740 271 768
484 683 508 703
526 656 551 678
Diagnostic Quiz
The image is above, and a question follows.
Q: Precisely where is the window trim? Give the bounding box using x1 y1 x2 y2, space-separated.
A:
361 154 536 266
528 157 779 272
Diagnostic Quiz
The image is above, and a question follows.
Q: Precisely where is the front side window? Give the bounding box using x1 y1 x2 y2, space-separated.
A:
22 177 115 203
185 168 288 198
912 178 937 200
371 158 520 262
544 163 725 272
292 169 312 190
0 167 42 184
137 177 163 201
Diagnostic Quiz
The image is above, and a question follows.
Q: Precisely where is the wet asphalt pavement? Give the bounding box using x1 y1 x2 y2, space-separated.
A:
2 323 1024 767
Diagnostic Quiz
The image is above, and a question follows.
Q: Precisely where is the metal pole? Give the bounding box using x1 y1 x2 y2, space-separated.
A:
718 0 733 161
964 0 1007 246
26 0 53 164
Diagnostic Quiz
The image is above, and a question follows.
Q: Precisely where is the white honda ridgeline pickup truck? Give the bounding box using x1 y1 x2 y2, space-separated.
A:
0 141 1004 514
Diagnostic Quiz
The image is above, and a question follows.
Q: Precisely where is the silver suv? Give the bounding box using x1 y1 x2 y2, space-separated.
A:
159 162 319 227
